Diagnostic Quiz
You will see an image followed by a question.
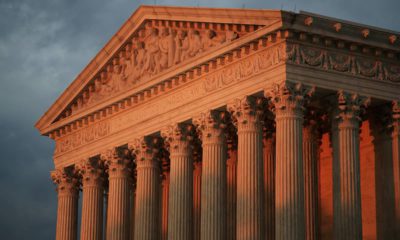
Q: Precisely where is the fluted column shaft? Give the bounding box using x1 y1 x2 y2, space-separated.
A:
161 173 170 240
334 116 362 239
133 139 161 240
332 92 368 240
167 142 192 239
51 170 80 240
303 124 320 240
392 102 400 238
201 132 226 240
263 136 275 240
104 191 109 239
193 161 202 240
194 111 227 240
229 97 265 240
162 124 194 240
227 147 237 240
130 186 136 240
106 152 132 240
275 106 305 240
267 83 314 240
80 162 105 240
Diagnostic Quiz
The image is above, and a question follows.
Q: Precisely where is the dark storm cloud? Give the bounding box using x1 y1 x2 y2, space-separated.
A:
0 0 398 239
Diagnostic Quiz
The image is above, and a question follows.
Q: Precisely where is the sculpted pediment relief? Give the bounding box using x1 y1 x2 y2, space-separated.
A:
58 20 264 122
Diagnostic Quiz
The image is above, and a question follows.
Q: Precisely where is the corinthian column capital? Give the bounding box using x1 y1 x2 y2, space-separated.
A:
101 147 132 178
335 91 370 124
77 158 105 187
227 96 265 130
130 136 161 168
193 110 228 143
266 82 315 116
51 167 80 196
161 123 195 155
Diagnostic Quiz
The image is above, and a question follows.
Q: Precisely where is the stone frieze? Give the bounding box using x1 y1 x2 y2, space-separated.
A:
287 43 400 82
55 120 110 154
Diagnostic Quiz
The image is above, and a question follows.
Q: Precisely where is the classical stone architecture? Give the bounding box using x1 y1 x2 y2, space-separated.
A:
36 5 400 240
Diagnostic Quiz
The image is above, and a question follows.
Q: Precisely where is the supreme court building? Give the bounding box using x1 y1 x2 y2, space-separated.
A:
35 5 400 240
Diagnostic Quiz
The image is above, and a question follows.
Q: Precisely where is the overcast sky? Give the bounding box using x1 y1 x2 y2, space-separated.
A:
0 0 398 239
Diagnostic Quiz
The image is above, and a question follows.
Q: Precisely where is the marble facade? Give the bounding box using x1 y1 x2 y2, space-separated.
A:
36 6 400 240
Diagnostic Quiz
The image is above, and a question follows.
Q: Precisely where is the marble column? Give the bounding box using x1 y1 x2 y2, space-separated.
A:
392 101 400 238
161 173 169 240
194 110 227 240
193 146 202 240
266 82 314 240
130 184 136 240
104 189 109 239
79 158 105 240
228 96 265 240
332 91 369 240
131 137 161 240
104 149 132 240
130 166 137 240
263 131 275 240
160 160 170 240
226 136 237 240
51 168 80 240
162 123 193 240
303 114 320 240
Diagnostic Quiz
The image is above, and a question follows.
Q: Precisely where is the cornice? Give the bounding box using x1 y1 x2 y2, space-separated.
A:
288 11 400 52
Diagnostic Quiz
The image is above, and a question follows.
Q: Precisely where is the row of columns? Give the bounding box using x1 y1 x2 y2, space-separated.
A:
51 83 400 240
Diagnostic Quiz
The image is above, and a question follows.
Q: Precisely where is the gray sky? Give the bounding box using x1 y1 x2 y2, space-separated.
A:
0 0 398 239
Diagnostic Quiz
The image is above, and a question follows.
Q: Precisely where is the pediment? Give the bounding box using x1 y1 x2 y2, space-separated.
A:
35 5 285 135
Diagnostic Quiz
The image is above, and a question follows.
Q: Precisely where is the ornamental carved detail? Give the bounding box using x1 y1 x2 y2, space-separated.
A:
266 82 315 117
63 22 247 118
76 158 105 187
129 137 162 169
161 123 195 155
203 43 286 92
227 96 266 131
335 91 370 124
286 43 400 82
193 110 228 144
55 120 110 155
101 148 132 178
50 167 80 196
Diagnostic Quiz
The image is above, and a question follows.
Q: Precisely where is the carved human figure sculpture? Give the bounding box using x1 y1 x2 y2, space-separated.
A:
158 27 176 69
188 29 202 57
144 28 161 76
202 30 219 50
133 41 146 82
174 30 189 64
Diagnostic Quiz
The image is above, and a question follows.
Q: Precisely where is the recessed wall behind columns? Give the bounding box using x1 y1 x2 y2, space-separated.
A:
319 120 397 240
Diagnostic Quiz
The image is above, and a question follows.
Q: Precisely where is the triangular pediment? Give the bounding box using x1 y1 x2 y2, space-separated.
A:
35 5 286 135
